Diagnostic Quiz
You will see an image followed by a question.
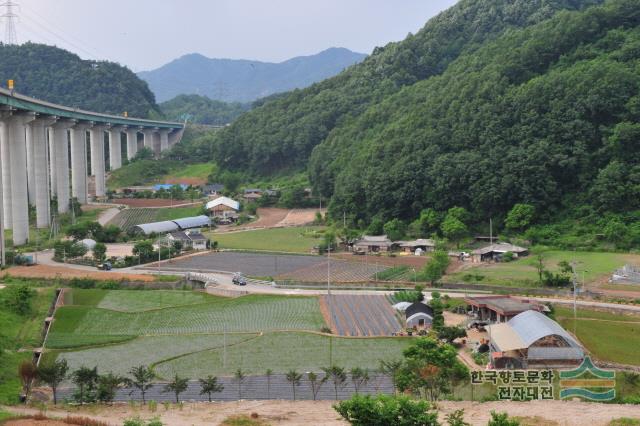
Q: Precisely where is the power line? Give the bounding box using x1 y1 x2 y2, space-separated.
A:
0 0 18 44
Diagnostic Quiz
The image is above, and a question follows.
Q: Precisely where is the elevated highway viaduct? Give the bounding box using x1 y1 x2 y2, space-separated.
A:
0 87 184 254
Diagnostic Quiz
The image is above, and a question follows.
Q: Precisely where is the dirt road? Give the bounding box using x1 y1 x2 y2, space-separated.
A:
3 399 639 425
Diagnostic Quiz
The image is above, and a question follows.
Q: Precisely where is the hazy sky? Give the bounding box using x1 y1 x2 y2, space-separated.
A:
11 0 458 71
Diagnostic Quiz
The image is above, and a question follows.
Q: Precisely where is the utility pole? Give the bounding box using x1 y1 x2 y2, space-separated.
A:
0 1 18 45
571 261 578 336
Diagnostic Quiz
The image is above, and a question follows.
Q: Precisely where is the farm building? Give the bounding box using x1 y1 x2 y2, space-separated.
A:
243 188 263 201
465 295 547 323
487 310 584 369
405 302 434 329
202 183 225 197
471 243 528 263
353 235 397 253
153 184 189 191
134 216 211 236
167 230 208 251
205 196 240 219
399 239 436 255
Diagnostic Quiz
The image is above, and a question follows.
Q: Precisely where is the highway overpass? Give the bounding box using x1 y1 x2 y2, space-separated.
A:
0 87 184 249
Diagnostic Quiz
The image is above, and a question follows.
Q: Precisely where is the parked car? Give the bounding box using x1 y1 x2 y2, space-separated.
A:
232 272 247 286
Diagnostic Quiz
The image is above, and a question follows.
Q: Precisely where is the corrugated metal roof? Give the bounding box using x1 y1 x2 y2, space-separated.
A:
528 347 584 360
406 312 433 324
508 310 580 348
135 221 179 235
173 215 210 229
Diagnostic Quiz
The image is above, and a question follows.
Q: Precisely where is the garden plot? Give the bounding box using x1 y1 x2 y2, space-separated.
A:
63 289 210 312
320 295 402 337
154 332 411 377
47 294 325 349
53 333 258 378
278 259 388 283
106 208 158 231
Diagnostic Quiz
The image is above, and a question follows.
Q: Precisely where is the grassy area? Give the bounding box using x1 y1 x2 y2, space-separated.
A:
47 291 325 349
208 227 325 253
555 306 640 365
446 250 640 287
164 162 215 181
154 205 205 221
63 289 211 312
154 332 411 377
0 286 53 404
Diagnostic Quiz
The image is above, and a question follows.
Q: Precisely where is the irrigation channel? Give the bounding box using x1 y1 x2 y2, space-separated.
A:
57 374 394 402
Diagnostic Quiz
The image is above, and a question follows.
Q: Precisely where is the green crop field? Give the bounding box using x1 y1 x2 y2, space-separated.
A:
208 227 325 253
63 289 211 312
152 332 412 378
445 250 640 287
154 205 204 222
555 306 640 366
47 291 325 349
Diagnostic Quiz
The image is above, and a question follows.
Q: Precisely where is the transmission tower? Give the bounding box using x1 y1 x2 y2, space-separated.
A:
1 0 18 45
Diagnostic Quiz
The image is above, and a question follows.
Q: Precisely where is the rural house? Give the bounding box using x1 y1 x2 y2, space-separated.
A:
399 239 436 255
167 230 208 251
243 188 263 201
202 183 225 197
205 196 240 219
487 310 584 369
353 235 397 253
465 295 547 323
471 243 528 263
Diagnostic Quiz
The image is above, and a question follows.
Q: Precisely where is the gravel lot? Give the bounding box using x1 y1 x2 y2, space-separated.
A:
158 251 326 276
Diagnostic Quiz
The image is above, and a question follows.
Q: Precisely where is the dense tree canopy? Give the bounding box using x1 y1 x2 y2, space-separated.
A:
0 43 159 117
160 94 250 125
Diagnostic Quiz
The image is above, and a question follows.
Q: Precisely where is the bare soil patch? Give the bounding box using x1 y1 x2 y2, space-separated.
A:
6 265 154 282
110 199 200 208
277 209 324 227
4 399 639 426
333 252 429 268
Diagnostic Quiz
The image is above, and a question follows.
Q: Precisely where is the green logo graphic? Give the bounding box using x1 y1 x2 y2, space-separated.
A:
559 357 616 401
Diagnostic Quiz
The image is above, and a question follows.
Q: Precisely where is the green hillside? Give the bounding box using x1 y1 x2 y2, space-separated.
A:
160 94 250 125
211 0 604 174
0 43 159 117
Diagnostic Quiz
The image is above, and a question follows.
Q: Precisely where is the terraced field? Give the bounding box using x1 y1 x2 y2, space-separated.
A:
321 295 402 337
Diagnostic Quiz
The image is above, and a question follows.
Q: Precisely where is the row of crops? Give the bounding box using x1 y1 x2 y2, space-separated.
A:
47 292 327 349
322 295 402 337
279 259 388 282
106 208 159 231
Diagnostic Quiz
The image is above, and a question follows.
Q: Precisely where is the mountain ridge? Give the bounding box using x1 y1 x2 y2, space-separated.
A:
138 47 367 103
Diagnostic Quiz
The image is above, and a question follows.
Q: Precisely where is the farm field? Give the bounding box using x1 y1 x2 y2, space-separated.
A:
47 290 326 349
555 306 640 366
157 251 327 276
320 295 402 336
163 162 214 185
279 259 387 283
446 250 640 287
62 289 211 312
154 331 412 377
208 226 325 253
113 198 202 208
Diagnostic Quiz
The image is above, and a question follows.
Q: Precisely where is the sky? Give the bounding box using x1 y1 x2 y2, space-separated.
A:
9 0 458 72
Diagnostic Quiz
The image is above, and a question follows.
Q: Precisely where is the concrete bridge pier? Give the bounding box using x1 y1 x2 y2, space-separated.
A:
89 126 106 198
50 120 74 214
25 124 35 206
8 112 36 245
160 129 169 152
168 127 185 147
125 127 138 161
70 122 91 205
142 128 155 153
0 117 12 230
48 128 57 198
108 126 123 170
31 117 56 228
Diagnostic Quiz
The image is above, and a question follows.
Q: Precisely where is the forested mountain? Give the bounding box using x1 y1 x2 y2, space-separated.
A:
0 43 159 118
160 94 250 126
138 47 367 103
212 0 604 175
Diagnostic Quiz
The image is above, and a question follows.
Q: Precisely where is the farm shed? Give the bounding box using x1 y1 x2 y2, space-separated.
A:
465 295 547 323
134 221 180 235
173 215 211 230
405 302 433 329
353 235 397 253
487 310 584 369
471 243 528 263
205 196 240 218
202 183 225 197
399 239 436 254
